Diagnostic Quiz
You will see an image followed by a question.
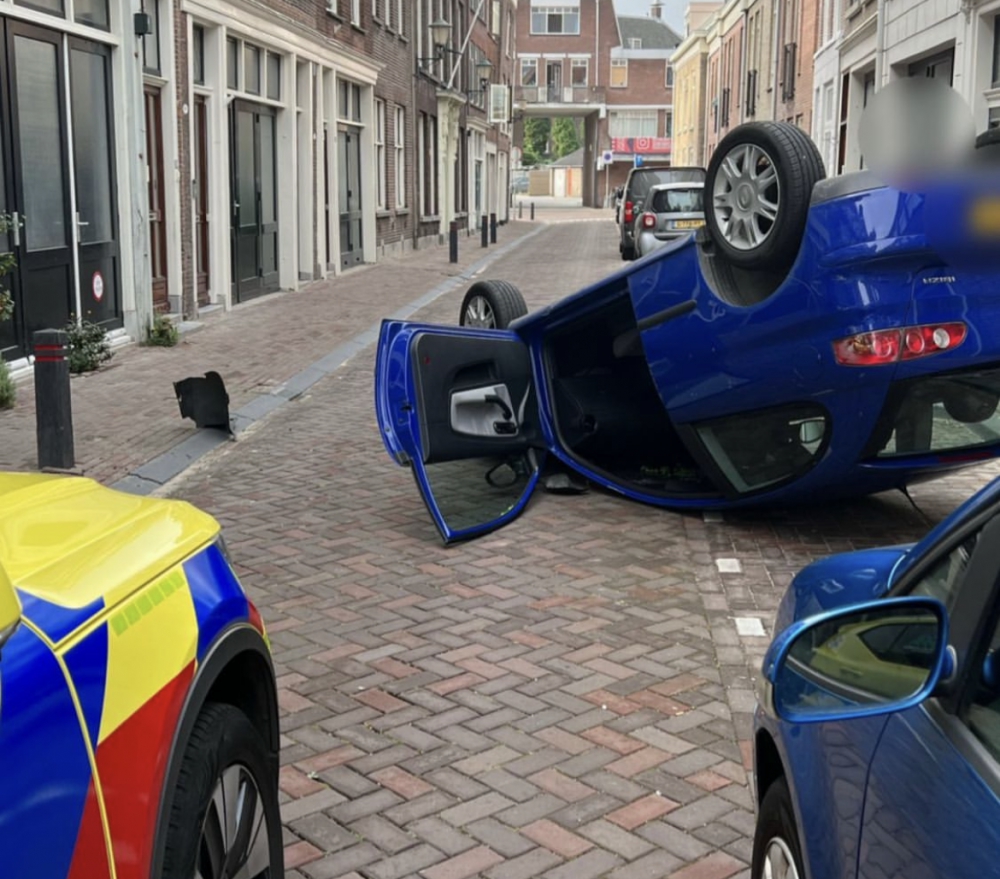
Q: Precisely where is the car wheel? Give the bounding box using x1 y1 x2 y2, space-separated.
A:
160 702 281 879
459 280 528 329
752 777 805 879
621 244 636 261
706 121 825 271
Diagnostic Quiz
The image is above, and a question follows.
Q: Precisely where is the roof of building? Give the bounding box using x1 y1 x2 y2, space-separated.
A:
550 148 585 167
617 15 683 50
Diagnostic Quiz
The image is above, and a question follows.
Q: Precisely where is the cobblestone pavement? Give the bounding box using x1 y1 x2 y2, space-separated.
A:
158 218 1000 879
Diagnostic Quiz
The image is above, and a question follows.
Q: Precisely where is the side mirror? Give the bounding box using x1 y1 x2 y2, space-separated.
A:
763 597 948 723
0 562 20 652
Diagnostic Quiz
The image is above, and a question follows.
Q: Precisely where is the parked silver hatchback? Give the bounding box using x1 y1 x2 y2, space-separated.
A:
634 182 706 257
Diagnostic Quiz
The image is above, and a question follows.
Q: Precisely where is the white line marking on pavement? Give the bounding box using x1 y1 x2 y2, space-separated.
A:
716 558 742 573
735 617 767 637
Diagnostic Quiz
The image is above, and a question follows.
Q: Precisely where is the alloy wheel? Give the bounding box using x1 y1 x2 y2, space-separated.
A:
762 837 800 879
712 142 781 251
463 294 496 328
196 764 272 879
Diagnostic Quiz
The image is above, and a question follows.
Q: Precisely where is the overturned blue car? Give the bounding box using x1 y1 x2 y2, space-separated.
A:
376 121 1000 543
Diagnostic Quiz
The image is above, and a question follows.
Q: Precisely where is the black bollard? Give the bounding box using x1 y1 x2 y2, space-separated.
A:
481 215 488 248
33 329 75 470
518 201 523 220
490 212 497 244
449 220 458 263
530 202 535 221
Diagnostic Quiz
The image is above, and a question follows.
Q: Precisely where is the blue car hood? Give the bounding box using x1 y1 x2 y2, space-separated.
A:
773 545 913 634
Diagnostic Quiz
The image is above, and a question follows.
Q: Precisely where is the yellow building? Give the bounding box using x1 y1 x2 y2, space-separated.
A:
671 2 719 167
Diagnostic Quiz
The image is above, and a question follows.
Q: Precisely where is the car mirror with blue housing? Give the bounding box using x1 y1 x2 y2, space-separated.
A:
763 597 949 724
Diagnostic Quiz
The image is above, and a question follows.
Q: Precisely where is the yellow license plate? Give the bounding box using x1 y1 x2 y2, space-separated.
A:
673 219 705 229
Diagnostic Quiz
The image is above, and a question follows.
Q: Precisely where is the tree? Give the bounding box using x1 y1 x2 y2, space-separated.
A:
551 118 581 159
522 118 551 166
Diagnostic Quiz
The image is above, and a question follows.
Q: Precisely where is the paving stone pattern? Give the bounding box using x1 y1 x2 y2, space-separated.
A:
158 218 1000 879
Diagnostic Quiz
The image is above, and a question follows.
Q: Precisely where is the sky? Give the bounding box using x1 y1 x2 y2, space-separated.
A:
613 0 688 35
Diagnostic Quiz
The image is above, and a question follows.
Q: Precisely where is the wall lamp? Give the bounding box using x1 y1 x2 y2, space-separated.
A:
418 18 462 70
467 58 494 101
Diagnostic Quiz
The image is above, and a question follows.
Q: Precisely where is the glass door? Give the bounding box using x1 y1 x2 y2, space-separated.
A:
338 125 363 270
144 84 167 310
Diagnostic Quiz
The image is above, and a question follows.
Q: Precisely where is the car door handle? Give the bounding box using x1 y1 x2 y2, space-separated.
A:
636 298 697 333
484 393 513 420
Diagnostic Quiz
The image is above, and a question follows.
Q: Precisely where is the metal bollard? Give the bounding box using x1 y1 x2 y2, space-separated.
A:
33 329 75 470
490 213 497 244
481 215 489 248
530 202 535 221
518 202 523 220
449 220 458 263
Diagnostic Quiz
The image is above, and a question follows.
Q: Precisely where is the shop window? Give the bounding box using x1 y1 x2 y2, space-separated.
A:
193 26 205 86
521 59 537 87
141 0 161 76
571 59 588 87
75 0 109 30
244 44 261 95
530 6 580 35
610 59 628 88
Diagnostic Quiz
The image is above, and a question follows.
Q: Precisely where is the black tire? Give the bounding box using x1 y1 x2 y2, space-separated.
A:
160 702 281 879
751 777 806 879
459 280 528 329
705 121 825 272
621 243 636 261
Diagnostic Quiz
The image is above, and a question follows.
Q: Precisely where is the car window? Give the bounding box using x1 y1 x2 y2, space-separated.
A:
907 531 980 613
964 613 1000 762
651 188 704 213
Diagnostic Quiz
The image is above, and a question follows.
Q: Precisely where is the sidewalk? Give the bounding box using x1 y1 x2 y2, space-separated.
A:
0 221 543 487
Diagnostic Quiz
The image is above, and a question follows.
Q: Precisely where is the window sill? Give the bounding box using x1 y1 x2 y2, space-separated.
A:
327 9 345 22
351 23 366 34
419 215 440 223
376 209 392 218
395 207 410 215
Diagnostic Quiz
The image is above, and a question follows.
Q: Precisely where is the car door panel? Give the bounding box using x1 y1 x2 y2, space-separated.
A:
0 622 112 877
859 705 999 879
375 320 543 543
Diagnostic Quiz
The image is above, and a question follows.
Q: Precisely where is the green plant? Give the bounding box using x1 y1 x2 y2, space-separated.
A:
66 318 113 374
0 359 14 410
147 313 179 347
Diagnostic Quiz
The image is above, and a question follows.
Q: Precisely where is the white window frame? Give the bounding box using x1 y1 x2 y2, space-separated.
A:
492 0 501 36
395 106 406 208
521 58 538 86
665 63 674 87
376 99 387 209
571 58 588 87
609 109 657 137
664 109 673 138
629 38 641 49
530 6 581 35
610 59 629 88
352 0 361 25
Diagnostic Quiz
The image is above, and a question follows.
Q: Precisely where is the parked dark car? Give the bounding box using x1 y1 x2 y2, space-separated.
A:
619 165 706 260
377 120 1000 544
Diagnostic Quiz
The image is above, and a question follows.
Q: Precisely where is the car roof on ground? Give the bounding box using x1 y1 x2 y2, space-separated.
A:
648 181 705 190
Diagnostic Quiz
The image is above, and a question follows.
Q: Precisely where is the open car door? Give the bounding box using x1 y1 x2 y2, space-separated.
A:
375 321 544 544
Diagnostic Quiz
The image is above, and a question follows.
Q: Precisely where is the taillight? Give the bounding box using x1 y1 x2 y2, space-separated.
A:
641 213 657 229
624 201 634 224
833 322 967 366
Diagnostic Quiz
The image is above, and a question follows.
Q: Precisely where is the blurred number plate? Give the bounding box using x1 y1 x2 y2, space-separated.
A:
970 197 1000 237
673 219 705 229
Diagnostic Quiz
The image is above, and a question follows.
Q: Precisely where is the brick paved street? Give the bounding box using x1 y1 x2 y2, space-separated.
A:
146 217 1000 879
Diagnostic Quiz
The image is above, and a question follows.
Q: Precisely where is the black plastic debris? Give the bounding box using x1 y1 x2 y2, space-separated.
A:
174 371 232 434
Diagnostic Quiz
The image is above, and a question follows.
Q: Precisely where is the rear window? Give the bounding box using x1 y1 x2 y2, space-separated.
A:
628 167 705 201
651 188 704 213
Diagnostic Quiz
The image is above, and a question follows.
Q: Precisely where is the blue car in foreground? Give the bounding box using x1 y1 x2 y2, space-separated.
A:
752 472 1000 879
376 120 1000 543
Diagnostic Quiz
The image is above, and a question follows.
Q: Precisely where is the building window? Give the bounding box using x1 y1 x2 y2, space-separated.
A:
990 107 1000 129
571 59 588 87
141 0 161 75
75 0 109 29
372 0 381 20
351 0 361 25
993 15 1000 88
193 25 205 85
610 59 628 88
376 99 387 209
721 87 731 127
492 0 501 35
521 58 538 86
609 109 657 137
781 42 797 101
398 0 405 34
629 38 642 49
664 110 673 138
244 44 261 94
419 113 438 217
227 38 238 89
665 63 673 87
746 69 758 116
531 6 580 35
395 106 406 208
266 53 281 100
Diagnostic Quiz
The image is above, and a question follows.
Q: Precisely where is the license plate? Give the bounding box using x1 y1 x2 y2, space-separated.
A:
673 219 705 230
